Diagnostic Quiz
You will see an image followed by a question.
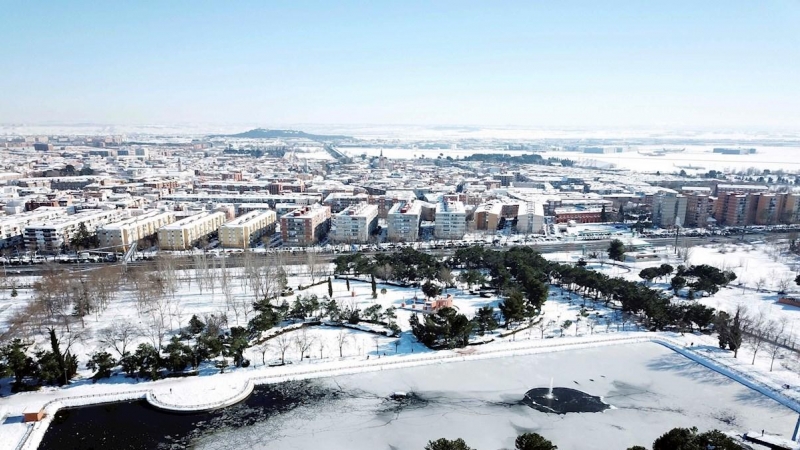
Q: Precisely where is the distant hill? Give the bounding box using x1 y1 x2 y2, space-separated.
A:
216 128 351 140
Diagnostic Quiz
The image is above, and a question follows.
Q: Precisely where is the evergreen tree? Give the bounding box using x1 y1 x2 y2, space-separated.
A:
608 239 626 261
670 276 687 295
515 432 558 450
188 315 206 335
652 427 740 450
618 205 626 222
425 438 474 450
499 290 530 328
422 281 442 299
729 309 743 358
600 205 608 222
86 351 117 381
346 278 350 291
328 277 333 297
371 273 377 299
473 306 498 335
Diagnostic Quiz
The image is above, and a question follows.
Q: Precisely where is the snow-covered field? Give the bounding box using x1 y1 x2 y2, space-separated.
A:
4 240 800 449
195 343 798 450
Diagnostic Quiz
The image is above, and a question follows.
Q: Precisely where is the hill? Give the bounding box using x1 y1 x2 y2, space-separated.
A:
217 128 351 140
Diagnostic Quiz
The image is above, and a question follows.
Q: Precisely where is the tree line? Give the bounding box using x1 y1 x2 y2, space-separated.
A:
424 426 742 450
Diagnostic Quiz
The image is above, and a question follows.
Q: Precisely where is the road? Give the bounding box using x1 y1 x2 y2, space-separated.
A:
3 233 781 277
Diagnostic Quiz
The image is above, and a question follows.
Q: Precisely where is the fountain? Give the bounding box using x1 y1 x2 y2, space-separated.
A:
522 378 610 415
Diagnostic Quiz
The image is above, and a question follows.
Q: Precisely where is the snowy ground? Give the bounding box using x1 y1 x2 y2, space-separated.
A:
194 342 798 450
3 242 800 449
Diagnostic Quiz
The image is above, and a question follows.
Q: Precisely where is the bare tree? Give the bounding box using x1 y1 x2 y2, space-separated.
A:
254 342 270 366
587 318 597 335
306 251 322 285
768 318 788 372
271 333 292 364
336 328 349 357
746 310 770 365
755 278 767 293
536 319 547 339
777 277 793 294
294 328 315 361
97 321 142 357
144 296 172 352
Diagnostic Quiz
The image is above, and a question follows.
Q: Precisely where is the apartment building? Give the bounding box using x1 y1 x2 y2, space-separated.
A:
98 210 176 251
323 193 370 213
474 202 503 231
387 200 422 242
219 210 277 248
714 193 754 226
652 190 688 228
434 200 466 240
157 211 226 251
0 207 67 248
554 207 603 224
516 202 545 234
331 203 379 244
280 204 331 246
368 191 417 218
715 184 768 196
162 193 321 208
24 208 128 253
684 192 715 228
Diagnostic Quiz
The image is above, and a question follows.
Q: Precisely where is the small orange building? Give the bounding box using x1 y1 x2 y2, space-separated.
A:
23 410 44 422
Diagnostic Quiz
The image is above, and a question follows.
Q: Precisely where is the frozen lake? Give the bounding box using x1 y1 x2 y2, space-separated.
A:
194 343 796 450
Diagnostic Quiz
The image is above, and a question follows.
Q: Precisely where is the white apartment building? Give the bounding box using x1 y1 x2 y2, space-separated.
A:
516 202 545 234
387 201 422 242
219 210 277 249
0 207 68 248
280 204 331 246
24 208 129 253
331 203 378 244
653 190 688 228
434 200 466 240
98 210 176 251
157 211 226 251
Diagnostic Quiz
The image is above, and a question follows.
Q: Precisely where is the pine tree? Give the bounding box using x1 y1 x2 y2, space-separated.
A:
346 278 350 291
608 239 626 261
600 205 608 223
327 277 333 298
371 273 377 298
729 309 743 358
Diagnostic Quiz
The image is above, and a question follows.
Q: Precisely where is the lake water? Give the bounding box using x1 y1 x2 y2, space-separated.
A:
39 343 797 450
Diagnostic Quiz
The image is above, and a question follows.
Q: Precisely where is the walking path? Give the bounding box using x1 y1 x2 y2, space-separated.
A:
5 331 799 450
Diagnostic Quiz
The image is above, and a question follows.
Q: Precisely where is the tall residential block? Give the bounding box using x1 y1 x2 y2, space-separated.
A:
434 200 466 240
24 208 128 253
280 204 331 246
98 210 176 251
157 211 226 251
331 203 379 244
387 201 422 242
0 207 67 248
219 209 277 248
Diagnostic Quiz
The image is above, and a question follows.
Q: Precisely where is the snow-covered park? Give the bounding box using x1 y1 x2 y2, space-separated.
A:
2 239 800 449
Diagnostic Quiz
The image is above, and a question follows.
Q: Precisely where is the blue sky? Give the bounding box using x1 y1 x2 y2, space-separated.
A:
1 1 799 129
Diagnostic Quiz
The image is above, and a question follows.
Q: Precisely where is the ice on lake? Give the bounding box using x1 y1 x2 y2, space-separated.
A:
195 343 797 450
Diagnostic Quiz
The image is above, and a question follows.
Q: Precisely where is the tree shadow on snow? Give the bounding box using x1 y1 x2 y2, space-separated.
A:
646 353 736 387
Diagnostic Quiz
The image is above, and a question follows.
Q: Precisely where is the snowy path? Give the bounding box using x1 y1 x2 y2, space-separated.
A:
6 331 800 450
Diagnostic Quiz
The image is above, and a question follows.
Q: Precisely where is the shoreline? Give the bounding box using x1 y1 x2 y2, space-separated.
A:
8 332 800 450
